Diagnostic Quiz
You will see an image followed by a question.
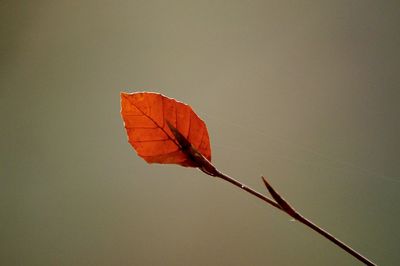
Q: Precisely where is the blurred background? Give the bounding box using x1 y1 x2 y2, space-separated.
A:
1 1 399 265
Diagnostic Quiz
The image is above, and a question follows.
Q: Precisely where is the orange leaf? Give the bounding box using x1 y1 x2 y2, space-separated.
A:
120 92 211 167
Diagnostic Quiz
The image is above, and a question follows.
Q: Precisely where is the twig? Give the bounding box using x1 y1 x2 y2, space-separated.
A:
167 122 377 266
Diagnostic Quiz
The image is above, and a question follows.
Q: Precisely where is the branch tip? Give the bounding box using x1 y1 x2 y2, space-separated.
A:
261 176 300 219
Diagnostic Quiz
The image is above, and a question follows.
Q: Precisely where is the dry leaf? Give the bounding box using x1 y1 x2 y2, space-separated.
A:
120 92 211 167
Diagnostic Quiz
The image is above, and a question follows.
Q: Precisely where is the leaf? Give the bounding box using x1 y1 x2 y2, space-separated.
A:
120 92 211 167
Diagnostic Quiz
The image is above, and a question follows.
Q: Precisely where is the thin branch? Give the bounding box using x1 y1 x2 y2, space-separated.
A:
211 164 375 265
167 122 377 266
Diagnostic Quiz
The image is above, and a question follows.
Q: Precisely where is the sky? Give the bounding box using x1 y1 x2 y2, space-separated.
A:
1 1 400 265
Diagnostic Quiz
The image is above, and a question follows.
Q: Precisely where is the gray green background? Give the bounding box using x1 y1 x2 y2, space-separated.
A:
1 1 399 265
